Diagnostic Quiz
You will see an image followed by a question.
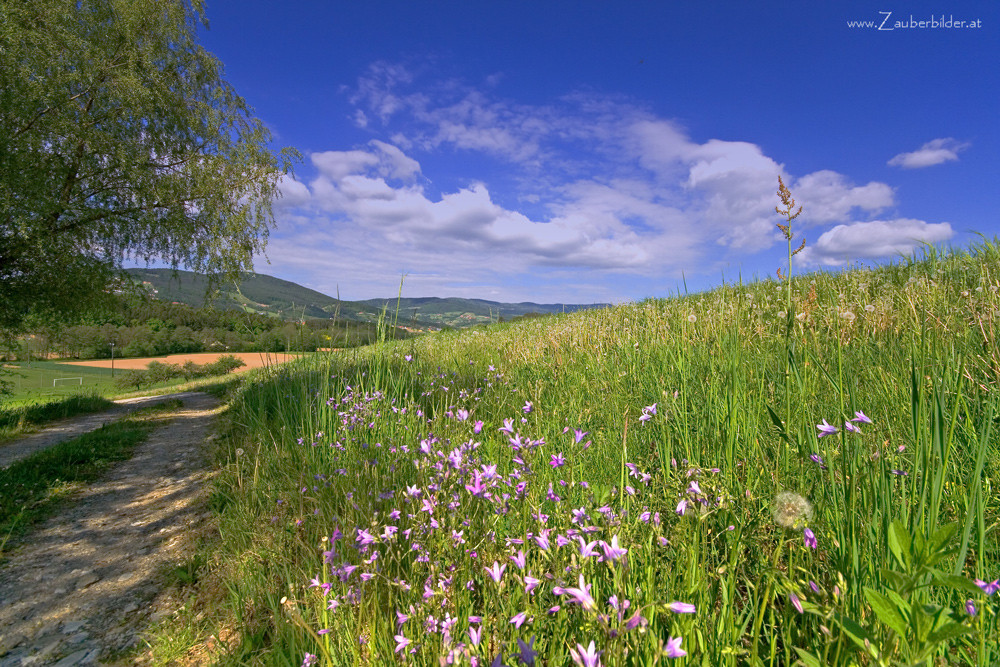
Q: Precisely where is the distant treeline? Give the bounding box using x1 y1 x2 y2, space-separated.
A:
6 298 405 360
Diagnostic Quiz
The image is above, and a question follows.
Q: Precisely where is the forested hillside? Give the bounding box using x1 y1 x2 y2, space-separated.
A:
6 297 404 360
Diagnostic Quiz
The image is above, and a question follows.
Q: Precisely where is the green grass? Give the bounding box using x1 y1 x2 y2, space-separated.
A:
0 393 115 442
1 360 121 401
159 239 1000 666
0 400 181 555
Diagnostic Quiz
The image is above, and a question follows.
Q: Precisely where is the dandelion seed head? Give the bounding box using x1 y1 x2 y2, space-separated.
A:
773 491 813 529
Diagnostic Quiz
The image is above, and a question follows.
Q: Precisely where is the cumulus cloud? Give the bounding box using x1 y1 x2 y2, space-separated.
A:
287 143 655 273
792 171 894 223
798 218 954 266
888 138 970 169
275 175 311 208
265 63 945 300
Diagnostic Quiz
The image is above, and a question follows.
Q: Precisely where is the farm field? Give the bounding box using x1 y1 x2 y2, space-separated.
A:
2 352 304 404
2 360 118 401
165 240 1000 666
61 351 303 372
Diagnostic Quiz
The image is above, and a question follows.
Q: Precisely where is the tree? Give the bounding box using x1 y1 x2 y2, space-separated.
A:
0 0 297 332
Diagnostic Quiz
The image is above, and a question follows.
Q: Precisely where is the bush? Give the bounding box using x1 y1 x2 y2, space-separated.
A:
144 361 183 384
202 354 245 376
115 369 150 391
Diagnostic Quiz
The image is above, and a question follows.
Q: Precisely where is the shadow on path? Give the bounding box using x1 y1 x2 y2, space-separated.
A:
0 392 203 470
0 392 222 666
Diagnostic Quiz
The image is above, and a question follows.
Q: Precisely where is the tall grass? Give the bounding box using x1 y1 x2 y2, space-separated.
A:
0 393 114 441
186 238 999 666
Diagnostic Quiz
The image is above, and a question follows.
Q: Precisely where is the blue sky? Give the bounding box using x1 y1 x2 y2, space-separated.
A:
196 0 998 303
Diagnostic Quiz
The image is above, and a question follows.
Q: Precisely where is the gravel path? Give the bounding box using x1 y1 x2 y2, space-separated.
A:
0 392 206 470
0 392 222 666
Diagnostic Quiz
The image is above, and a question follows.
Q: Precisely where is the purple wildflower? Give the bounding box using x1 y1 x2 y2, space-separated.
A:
790 593 804 614
578 537 599 558
816 419 838 437
485 561 506 584
599 535 627 563
301 653 318 667
468 625 482 646
510 550 527 570
663 636 687 658
523 401 533 414
394 634 411 654
625 611 648 630
570 640 602 667
974 578 1000 595
574 429 589 443
667 601 696 614
561 573 597 612
524 575 540 594
851 410 873 424
549 452 567 468
966 599 977 617
804 527 817 549
516 636 538 666
510 611 529 628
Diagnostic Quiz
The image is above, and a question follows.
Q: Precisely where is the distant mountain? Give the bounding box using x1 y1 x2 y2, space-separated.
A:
125 268 610 329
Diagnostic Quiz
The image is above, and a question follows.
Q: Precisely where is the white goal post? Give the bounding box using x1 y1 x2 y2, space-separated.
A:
53 377 83 388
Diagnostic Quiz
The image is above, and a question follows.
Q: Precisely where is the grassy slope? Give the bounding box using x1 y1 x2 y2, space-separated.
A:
169 241 999 666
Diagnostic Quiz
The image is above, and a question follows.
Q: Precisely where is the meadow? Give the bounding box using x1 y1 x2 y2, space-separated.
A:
166 240 999 666
1 360 119 402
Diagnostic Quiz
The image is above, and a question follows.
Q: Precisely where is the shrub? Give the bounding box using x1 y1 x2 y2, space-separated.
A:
144 361 183 384
114 369 150 392
202 354 245 376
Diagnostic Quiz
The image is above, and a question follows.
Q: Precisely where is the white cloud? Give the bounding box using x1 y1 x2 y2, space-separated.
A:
798 218 954 266
792 171 894 223
266 64 945 300
275 175 311 208
370 140 421 180
888 138 970 169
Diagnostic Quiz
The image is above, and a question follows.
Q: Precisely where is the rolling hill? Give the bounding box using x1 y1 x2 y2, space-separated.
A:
125 268 610 329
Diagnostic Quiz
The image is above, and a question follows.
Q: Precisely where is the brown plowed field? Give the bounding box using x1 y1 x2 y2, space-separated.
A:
61 352 302 373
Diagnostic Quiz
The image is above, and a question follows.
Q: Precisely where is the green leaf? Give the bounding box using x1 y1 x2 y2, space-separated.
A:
931 574 985 597
929 522 959 557
833 611 879 656
881 569 909 592
888 521 911 569
766 404 791 445
884 587 912 617
864 587 909 637
927 621 971 644
793 647 823 667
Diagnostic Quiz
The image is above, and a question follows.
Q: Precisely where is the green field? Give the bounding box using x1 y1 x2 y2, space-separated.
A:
2 361 120 402
151 239 1000 666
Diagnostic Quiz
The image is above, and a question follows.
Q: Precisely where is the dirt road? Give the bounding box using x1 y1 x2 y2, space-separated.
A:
0 392 222 666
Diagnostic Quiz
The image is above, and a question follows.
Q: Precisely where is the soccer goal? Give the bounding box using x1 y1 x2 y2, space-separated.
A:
53 377 83 388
